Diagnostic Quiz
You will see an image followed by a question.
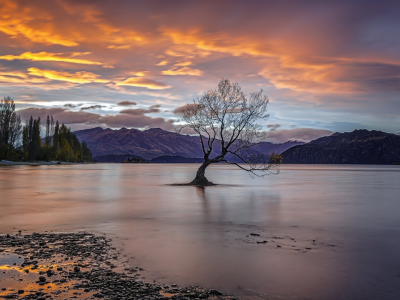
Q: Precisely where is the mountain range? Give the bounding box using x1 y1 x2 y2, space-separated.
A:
74 127 400 164
281 129 400 164
74 127 304 163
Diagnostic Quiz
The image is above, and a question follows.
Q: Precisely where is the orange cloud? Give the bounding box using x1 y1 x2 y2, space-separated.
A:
28 68 109 84
162 66 203 76
258 56 364 94
0 68 80 90
162 28 276 58
159 28 362 93
107 45 131 49
133 71 147 77
0 1 81 46
116 77 171 90
161 28 373 93
0 51 111 67
175 61 193 67
0 70 26 79
0 0 145 47
156 60 169 66
0 0 398 126
0 70 48 84
161 61 202 76
57 0 144 45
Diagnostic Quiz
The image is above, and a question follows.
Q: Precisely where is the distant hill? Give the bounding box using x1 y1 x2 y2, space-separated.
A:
252 140 304 155
74 127 205 160
74 127 301 162
150 155 204 163
281 129 400 164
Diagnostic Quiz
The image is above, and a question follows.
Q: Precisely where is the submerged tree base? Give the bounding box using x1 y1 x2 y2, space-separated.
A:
190 174 214 186
169 175 216 187
169 182 217 187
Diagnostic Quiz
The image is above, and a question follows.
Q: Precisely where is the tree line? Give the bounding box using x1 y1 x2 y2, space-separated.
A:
0 96 92 162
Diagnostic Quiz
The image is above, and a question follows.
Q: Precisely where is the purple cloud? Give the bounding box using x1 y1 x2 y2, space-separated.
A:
17 107 173 130
117 101 137 106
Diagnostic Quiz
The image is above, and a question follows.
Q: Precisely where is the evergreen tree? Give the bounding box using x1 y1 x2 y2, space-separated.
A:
53 121 60 152
27 116 34 160
31 117 41 160
20 115 92 162
82 141 92 161
22 125 29 160
50 116 54 144
0 98 93 162
45 115 51 147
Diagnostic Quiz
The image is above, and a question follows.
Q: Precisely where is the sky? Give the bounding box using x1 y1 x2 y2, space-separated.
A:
0 0 399 143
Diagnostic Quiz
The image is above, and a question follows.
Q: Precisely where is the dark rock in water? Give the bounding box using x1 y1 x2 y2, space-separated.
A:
74 266 80 272
93 293 104 298
281 129 400 164
38 276 46 282
250 233 260 236
17 290 24 294
209 289 223 296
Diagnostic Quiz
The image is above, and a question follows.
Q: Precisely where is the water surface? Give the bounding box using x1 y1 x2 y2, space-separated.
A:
0 164 399 299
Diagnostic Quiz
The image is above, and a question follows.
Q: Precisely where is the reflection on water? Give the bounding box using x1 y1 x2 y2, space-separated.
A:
1 164 400 299
0 252 95 299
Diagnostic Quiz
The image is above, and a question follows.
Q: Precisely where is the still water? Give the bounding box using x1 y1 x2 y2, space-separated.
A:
0 164 399 299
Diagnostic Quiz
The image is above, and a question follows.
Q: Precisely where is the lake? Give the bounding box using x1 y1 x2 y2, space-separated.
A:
0 164 399 299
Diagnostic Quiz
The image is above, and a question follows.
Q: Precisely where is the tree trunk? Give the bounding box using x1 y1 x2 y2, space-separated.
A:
190 161 214 186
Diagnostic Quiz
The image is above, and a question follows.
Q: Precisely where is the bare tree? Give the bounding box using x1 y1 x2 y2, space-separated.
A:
175 79 282 186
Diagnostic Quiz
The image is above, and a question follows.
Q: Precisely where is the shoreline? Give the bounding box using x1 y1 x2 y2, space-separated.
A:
0 232 232 300
0 161 93 166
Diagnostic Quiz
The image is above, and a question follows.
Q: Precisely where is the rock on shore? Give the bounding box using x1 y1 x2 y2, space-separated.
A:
0 232 233 300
